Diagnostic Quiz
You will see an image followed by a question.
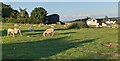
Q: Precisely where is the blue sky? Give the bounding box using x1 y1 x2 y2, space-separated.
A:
4 2 118 21
1 0 120 2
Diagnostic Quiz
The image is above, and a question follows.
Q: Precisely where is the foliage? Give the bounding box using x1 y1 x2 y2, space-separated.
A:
84 16 91 20
1 3 48 24
68 21 89 29
102 16 108 23
16 18 28 24
5 18 15 23
31 7 48 23
115 21 120 25
3 18 31 24
10 10 19 18
1 29 7 36
17 8 29 18
1 3 13 18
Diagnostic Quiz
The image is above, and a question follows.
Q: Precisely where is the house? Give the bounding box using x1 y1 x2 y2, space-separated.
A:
104 18 118 27
106 18 118 24
86 18 108 27
86 18 99 26
44 14 60 24
86 17 119 27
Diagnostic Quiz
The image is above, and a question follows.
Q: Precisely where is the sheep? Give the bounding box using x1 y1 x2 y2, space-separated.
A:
43 28 54 37
7 28 22 37
48 24 56 28
14 24 18 27
64 23 72 27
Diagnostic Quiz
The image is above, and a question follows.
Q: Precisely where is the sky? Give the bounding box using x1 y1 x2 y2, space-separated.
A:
3 2 118 21
1 0 120 2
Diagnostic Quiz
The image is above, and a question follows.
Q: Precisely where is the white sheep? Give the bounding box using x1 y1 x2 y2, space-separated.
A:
43 28 54 37
7 28 22 37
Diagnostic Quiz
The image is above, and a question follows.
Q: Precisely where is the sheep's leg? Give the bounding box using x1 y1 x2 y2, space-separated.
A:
10 33 12 36
19 30 22 36
10 32 13 36
43 32 46 37
46 33 50 36
13 33 14 37
52 32 54 36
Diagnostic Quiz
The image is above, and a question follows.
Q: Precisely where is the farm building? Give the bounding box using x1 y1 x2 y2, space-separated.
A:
86 17 118 27
106 18 118 24
44 14 60 24
86 18 108 27
87 18 98 26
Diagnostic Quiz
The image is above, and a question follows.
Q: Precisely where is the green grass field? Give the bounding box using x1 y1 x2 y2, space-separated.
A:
1 23 119 59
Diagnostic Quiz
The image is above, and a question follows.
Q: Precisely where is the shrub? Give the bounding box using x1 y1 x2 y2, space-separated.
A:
67 21 89 29
116 21 120 25
1 29 7 36
5 18 18 23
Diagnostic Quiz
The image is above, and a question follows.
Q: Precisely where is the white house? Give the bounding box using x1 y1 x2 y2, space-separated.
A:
105 19 117 27
86 17 118 27
86 18 100 27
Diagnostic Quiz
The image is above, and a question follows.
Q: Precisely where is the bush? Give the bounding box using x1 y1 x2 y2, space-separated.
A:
116 21 120 25
1 29 7 36
67 21 89 29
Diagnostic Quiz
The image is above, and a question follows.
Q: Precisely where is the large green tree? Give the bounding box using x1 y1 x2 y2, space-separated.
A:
10 10 19 18
17 8 29 18
30 7 48 23
15 8 29 24
1 3 13 18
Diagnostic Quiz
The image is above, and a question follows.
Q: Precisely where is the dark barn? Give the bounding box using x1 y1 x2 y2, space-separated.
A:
44 14 60 24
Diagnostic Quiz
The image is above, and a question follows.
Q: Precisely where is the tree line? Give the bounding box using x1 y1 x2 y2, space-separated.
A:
1 3 48 24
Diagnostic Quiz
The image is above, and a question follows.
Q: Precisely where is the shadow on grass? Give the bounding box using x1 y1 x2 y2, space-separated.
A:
22 28 68 33
21 29 45 33
60 32 77 35
2 36 98 60
26 32 43 36
22 28 70 36
25 31 77 36
22 28 68 34
54 28 68 31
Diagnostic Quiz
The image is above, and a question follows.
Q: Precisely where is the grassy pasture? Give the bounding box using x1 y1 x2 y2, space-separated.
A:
1 23 119 59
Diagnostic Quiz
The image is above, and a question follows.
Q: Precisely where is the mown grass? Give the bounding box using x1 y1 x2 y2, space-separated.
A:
1 23 118 59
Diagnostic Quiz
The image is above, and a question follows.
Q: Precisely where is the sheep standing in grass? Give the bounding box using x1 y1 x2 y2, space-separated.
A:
7 28 22 37
43 28 54 37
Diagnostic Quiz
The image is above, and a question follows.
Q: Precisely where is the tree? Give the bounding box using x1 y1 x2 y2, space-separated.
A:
16 8 29 24
10 10 19 18
1 3 13 18
17 8 29 18
103 16 108 23
30 7 48 23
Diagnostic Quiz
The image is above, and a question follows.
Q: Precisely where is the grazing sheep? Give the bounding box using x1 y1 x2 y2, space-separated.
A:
14 24 18 27
43 28 54 37
7 28 22 37
33 25 36 26
48 24 56 28
64 23 72 27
